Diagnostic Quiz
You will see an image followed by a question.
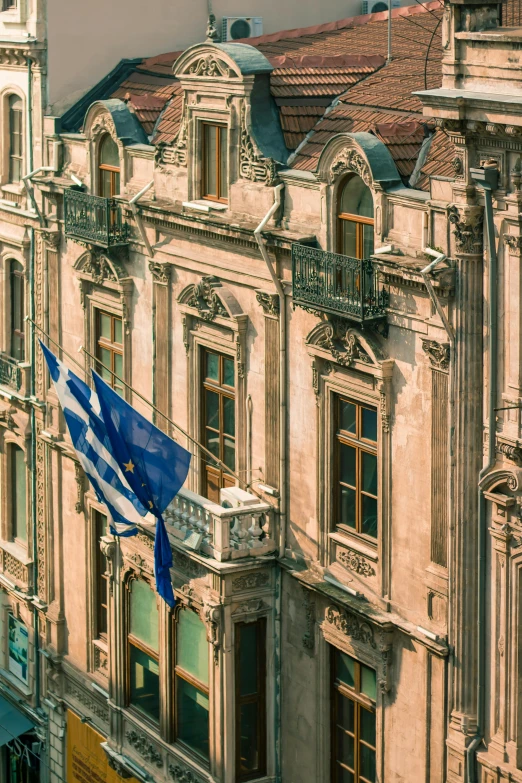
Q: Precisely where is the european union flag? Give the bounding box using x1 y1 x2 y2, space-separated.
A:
41 342 152 537
92 371 191 607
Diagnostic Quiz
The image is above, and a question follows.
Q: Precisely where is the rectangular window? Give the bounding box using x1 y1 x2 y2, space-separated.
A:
335 397 378 540
332 649 376 783
10 445 26 544
174 607 210 760
8 95 23 184
235 619 267 781
202 123 228 203
201 349 236 502
10 261 24 361
128 579 160 722
94 511 108 639
95 311 124 396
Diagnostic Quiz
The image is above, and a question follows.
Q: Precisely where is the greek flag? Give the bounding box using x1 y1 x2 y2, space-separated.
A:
41 342 152 536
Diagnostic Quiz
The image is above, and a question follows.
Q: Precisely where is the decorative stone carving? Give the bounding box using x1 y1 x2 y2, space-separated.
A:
448 205 484 255
185 276 229 321
74 249 126 284
91 113 118 143
232 571 269 592
2 551 28 583
74 462 85 514
421 339 451 371
301 587 316 652
149 261 170 284
0 408 16 430
496 440 522 465
337 548 376 577
240 101 278 185
173 551 206 579
256 290 280 316
128 552 153 574
504 235 522 256
136 533 154 551
168 761 204 783
156 103 189 169
313 320 373 368
125 730 163 767
65 678 109 722
330 148 371 186
93 645 108 675
0 47 32 67
236 335 245 379
42 230 61 250
205 13 220 42
187 55 233 78
182 315 190 355
204 605 221 663
451 155 464 177
379 390 390 434
324 605 376 649
107 756 132 779
231 598 268 616
35 421 47 600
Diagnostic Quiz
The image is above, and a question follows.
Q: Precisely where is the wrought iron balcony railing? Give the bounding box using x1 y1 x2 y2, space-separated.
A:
292 243 388 326
64 189 129 247
0 353 22 391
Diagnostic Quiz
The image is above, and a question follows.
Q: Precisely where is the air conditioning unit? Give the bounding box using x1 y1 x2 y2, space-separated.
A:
222 16 263 41
362 0 400 13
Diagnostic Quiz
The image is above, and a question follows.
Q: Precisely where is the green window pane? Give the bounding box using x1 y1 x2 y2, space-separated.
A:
219 127 228 199
223 396 235 436
114 352 123 379
239 623 258 697
206 352 219 381
130 580 158 651
113 318 123 344
239 701 259 773
362 452 377 496
337 692 355 733
12 446 26 543
205 390 220 429
361 665 377 702
99 134 120 168
340 486 356 529
336 652 355 689
362 407 377 441
362 495 378 539
363 222 375 257
204 125 217 197
205 429 220 460
340 175 374 219
337 728 355 769
360 743 376 781
99 313 111 339
337 765 355 783
129 644 160 721
224 437 235 470
177 608 208 685
340 443 356 486
340 401 356 434
340 220 357 257
360 706 376 745
223 357 234 387
176 676 209 759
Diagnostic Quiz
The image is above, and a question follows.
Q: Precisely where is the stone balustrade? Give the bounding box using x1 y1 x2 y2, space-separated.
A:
164 486 275 562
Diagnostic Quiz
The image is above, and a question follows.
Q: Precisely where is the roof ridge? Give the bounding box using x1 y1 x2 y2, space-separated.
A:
235 1 443 47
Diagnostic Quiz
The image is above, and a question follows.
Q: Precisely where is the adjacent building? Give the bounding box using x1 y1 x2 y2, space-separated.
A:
1 0 522 781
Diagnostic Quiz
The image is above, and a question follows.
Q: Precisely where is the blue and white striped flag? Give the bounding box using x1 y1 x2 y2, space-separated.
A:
41 342 153 536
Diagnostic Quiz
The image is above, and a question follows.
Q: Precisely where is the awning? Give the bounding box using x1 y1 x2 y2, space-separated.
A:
0 695 34 746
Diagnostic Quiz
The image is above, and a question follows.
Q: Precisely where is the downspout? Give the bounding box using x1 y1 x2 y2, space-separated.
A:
22 167 56 226
129 180 155 258
254 182 285 783
29 227 40 710
27 55 33 175
421 248 455 346
466 163 499 783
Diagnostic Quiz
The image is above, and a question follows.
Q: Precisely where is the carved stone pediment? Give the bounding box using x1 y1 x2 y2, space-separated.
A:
329 148 371 186
178 275 244 322
186 54 235 78
306 319 383 368
73 248 127 285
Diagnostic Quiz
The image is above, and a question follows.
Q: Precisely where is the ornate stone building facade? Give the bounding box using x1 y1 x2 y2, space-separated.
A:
1 0 522 782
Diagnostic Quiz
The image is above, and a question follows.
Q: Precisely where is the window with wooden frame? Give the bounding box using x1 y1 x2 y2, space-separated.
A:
9 444 26 545
9 260 24 361
201 348 236 502
98 133 120 198
173 606 210 761
95 310 124 395
338 174 374 259
335 396 378 540
235 619 267 781
94 511 108 639
127 579 160 722
202 123 228 203
8 95 23 184
332 648 377 783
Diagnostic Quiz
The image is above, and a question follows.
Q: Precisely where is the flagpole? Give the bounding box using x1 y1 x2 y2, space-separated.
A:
27 316 259 495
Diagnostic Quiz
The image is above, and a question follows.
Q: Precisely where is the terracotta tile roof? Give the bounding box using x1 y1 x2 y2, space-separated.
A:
151 82 183 144
111 71 179 137
138 51 183 76
502 0 522 26
415 128 456 191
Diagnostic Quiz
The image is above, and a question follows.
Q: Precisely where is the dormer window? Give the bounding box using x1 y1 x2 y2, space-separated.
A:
202 123 228 203
98 133 120 198
338 174 374 259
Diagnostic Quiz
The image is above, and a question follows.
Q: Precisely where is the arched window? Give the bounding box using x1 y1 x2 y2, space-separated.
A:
338 174 374 259
9 444 26 544
10 259 24 360
8 94 23 183
98 133 120 197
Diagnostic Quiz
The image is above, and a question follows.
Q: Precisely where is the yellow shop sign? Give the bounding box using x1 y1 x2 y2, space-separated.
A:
67 710 139 783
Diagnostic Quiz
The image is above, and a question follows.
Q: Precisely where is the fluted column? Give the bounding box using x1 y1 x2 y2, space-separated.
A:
447 205 484 763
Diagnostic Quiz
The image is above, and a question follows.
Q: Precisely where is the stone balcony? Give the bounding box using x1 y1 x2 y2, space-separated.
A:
0 354 30 397
164 486 275 562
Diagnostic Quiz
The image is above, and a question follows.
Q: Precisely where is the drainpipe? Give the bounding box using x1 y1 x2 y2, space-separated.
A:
421 248 455 346
129 180 155 257
254 182 285 783
465 163 499 783
22 167 56 226
27 55 33 175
